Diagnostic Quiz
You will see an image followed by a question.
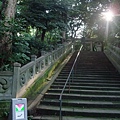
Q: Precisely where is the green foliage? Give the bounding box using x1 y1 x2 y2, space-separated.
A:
67 0 111 38
0 101 10 119
19 0 68 41
11 38 30 63
0 0 118 70
0 15 63 70
28 37 47 56
0 18 31 70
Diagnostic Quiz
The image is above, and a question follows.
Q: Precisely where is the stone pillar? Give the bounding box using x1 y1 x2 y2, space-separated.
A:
43 58 46 69
72 44 74 53
41 51 46 56
31 55 37 77
12 62 21 98
90 42 93 51
48 55 52 65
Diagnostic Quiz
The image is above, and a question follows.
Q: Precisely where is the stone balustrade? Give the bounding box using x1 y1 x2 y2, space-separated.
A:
0 42 73 100
0 71 13 99
105 43 120 73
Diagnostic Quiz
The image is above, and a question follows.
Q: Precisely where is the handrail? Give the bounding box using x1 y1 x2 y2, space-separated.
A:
59 45 83 120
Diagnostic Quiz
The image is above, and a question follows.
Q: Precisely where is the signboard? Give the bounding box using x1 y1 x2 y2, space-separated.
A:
9 98 27 120
15 104 25 119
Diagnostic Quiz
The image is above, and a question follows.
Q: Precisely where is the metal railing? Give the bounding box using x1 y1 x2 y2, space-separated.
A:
59 45 83 120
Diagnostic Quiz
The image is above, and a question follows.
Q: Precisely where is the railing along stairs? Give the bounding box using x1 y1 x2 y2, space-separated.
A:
59 45 83 120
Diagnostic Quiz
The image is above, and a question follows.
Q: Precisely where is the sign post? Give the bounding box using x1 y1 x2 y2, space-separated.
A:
9 98 27 120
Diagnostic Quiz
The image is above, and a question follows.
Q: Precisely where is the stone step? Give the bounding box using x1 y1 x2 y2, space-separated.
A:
51 84 120 91
55 78 120 83
61 69 118 72
59 71 120 75
43 93 120 101
47 89 120 96
57 74 120 78
61 68 114 71
35 105 120 118
40 99 120 109
56 76 120 80
53 82 120 87
32 115 120 120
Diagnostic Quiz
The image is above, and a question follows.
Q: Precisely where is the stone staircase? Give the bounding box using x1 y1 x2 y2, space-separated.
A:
31 51 120 120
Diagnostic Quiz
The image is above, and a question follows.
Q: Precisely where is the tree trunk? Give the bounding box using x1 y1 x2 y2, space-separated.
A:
41 29 46 41
5 0 17 19
0 0 17 47
0 0 17 68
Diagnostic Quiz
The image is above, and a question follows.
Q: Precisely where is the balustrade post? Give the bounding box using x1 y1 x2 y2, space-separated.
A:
42 57 46 69
48 55 51 65
62 46 64 54
57 49 59 59
12 62 21 98
41 51 46 56
90 42 93 51
31 55 37 77
53 52 55 61
72 44 74 53
54 52 56 60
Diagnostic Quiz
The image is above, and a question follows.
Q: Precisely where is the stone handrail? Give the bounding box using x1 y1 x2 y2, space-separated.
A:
0 71 13 100
104 43 120 73
0 42 73 100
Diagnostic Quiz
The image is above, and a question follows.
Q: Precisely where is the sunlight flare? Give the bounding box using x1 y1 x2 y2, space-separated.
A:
102 10 114 21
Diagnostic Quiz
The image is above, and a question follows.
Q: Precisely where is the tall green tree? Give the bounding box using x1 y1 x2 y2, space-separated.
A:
19 0 68 41
67 0 112 38
0 0 118 70
0 0 17 68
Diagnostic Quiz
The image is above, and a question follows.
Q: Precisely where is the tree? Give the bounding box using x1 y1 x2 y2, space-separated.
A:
0 0 17 68
67 0 111 38
19 0 68 41
0 0 117 70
